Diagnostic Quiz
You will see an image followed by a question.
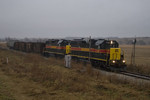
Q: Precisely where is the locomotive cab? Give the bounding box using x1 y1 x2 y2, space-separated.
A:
95 39 126 70
109 48 126 70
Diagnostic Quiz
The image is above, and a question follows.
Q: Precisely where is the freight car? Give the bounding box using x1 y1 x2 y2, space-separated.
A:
7 40 17 49
32 42 45 54
25 42 34 53
14 42 26 51
13 42 45 54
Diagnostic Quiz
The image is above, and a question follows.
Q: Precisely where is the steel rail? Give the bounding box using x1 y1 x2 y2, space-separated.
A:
119 71 150 80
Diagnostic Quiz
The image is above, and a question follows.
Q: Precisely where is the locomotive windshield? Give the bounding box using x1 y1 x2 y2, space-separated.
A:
104 40 119 49
92 39 118 49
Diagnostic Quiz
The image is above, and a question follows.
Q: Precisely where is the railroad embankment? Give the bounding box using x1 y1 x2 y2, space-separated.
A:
0 48 150 100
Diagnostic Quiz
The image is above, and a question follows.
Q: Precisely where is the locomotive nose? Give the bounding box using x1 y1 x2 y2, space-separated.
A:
110 48 121 61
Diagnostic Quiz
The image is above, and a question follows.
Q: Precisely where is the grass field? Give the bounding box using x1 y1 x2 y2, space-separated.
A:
120 45 150 65
0 48 150 100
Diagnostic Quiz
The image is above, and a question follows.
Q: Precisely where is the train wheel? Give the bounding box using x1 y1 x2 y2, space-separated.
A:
91 60 96 67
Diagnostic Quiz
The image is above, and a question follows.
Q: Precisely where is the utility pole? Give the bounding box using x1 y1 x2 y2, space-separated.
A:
88 36 91 62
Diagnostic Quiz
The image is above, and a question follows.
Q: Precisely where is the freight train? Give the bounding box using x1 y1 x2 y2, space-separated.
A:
7 38 126 71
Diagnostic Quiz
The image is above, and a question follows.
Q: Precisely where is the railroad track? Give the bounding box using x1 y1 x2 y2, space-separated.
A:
119 71 150 80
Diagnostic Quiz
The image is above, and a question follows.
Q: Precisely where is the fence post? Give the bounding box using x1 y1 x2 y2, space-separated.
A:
6 57 8 64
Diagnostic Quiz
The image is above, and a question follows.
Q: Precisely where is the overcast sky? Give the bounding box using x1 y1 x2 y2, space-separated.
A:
0 0 150 38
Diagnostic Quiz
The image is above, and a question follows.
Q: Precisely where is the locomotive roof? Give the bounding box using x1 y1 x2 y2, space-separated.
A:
95 39 105 45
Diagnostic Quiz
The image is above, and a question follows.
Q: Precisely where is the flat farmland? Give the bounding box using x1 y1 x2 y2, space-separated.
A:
120 45 150 66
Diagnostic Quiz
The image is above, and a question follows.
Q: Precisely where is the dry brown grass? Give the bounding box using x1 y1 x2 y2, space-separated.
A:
0 42 7 48
0 78 14 100
127 64 150 76
0 49 150 100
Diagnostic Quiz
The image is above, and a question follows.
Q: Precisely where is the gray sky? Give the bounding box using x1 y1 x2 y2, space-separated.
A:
0 0 150 38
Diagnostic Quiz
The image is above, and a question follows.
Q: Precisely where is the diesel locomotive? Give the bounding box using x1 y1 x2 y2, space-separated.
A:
7 38 126 71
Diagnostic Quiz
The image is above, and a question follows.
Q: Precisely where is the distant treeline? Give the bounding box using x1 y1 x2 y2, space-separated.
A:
0 37 49 43
113 37 150 45
0 37 150 45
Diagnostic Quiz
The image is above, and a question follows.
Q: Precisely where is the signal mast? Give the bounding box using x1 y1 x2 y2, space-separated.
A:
131 37 136 65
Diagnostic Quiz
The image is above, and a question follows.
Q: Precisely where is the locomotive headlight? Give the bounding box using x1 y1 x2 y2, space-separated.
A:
110 41 113 44
112 60 116 63
123 60 126 63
